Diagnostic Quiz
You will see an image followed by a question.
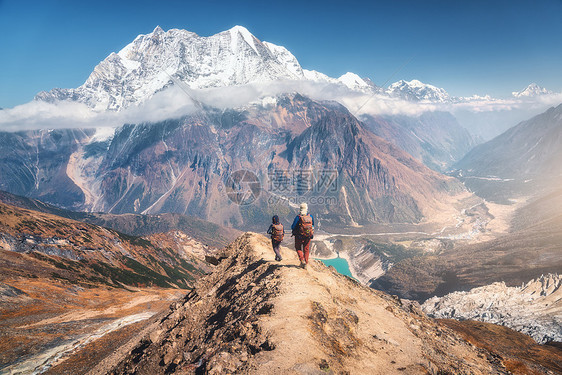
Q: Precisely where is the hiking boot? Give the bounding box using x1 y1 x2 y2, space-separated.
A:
303 263 308 270
300 261 305 268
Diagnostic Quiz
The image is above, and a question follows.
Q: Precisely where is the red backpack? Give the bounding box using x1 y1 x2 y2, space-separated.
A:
271 223 284 242
298 215 314 238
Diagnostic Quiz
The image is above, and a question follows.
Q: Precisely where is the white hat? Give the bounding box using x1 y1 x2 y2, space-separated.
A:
299 202 308 215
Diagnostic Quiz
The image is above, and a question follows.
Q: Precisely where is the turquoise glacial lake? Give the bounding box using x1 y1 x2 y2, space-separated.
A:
319 257 354 278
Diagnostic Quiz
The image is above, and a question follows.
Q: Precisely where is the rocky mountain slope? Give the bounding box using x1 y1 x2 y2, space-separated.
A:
0 128 95 210
0 201 217 373
439 319 562 375
453 103 562 202
423 274 562 344
361 111 477 172
87 232 512 375
0 95 465 229
0 190 240 248
0 201 210 289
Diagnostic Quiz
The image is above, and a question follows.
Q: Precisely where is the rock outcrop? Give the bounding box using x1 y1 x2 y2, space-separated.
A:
90 233 508 374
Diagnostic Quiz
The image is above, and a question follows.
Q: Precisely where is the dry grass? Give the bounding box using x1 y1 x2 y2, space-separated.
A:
439 319 562 375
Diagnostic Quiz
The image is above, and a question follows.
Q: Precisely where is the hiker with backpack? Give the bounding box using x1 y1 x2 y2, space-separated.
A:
267 215 284 261
291 203 314 269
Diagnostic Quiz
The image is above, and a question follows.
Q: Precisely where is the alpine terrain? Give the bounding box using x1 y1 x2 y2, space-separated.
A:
1 23 561 375
0 25 478 231
83 233 561 375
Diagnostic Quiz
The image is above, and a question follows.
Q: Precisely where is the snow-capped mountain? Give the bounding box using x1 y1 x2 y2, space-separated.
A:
35 26 315 111
422 274 562 344
512 83 552 98
337 72 378 93
35 26 458 112
387 79 451 102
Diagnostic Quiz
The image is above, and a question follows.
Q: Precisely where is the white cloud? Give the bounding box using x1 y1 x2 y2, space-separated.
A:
1 80 561 133
0 85 199 132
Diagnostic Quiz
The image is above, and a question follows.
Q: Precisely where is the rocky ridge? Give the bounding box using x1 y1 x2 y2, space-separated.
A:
89 232 510 375
0 190 241 249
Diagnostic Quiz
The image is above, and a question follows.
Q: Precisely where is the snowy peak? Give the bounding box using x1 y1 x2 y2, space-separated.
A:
262 41 304 78
387 79 451 102
35 26 316 111
34 26 464 113
512 83 552 98
337 72 376 93
227 25 259 54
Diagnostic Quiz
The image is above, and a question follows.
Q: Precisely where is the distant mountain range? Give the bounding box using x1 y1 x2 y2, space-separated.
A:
452 103 562 202
34 25 534 111
512 83 553 98
0 26 486 229
361 111 477 172
2 25 560 230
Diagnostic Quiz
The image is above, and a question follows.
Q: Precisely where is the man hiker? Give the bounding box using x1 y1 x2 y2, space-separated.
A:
291 203 314 269
267 215 284 261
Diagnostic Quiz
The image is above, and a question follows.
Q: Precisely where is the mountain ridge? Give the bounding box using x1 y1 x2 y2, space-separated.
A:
453 103 562 202
89 232 510 375
33 25 475 112
0 190 240 248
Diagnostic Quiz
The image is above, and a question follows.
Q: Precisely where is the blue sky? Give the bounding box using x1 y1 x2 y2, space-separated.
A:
1 0 561 109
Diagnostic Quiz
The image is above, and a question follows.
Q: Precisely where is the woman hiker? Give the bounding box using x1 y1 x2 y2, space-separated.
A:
267 215 284 261
291 203 314 269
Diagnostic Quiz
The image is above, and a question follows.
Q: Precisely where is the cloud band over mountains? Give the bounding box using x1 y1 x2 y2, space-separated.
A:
1 79 561 132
